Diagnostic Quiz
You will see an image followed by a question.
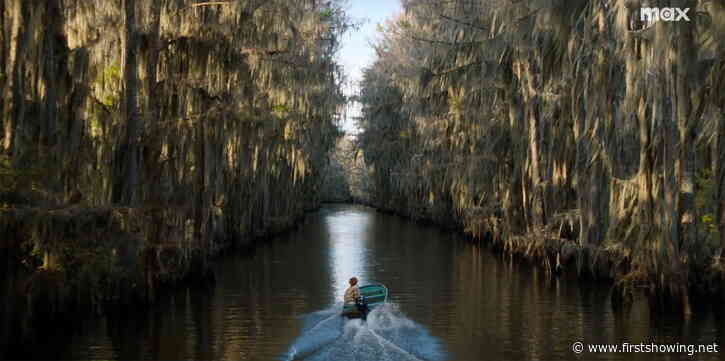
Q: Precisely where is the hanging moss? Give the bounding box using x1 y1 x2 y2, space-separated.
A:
356 0 725 310
0 1 354 343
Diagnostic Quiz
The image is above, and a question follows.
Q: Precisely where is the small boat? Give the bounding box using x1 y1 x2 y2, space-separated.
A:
341 283 388 319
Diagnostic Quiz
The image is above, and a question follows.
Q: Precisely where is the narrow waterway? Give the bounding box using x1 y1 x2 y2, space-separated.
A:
16 204 725 360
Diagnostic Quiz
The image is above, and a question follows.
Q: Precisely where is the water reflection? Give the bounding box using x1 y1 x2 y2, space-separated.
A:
325 207 373 302
8 204 724 361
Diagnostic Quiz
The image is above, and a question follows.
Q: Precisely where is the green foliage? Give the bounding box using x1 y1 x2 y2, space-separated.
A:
1 0 351 309
320 8 334 19
272 104 290 118
87 62 122 138
0 155 12 193
103 64 121 84
97 62 121 107
357 0 725 301
696 169 715 211
0 154 50 206
696 169 720 240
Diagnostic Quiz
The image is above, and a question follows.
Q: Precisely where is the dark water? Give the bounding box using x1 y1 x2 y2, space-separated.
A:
12 204 725 360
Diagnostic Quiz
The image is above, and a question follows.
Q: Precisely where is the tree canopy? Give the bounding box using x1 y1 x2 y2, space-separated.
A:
0 0 351 302
357 0 725 305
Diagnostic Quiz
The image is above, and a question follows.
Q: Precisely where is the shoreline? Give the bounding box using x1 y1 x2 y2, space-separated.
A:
3 201 724 357
0 204 318 355
358 201 725 314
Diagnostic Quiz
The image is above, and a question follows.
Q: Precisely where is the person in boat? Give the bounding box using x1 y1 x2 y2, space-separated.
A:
344 277 360 304
344 277 369 318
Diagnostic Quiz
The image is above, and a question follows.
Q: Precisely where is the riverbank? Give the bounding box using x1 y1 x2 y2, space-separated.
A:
0 203 317 357
362 200 725 314
12 204 720 361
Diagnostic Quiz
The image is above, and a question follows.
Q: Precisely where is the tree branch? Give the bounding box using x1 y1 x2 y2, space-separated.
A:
190 1 233 8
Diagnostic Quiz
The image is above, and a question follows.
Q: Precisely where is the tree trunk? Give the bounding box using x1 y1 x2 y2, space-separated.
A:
718 109 725 256
651 23 680 277
525 59 545 231
116 0 141 205
0 0 6 142
2 0 24 154
505 78 525 235
194 117 207 248
42 0 64 149
674 0 696 252
144 0 162 202
715 62 725 256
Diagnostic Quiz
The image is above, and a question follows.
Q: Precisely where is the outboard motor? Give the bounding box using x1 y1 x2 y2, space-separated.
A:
356 296 370 320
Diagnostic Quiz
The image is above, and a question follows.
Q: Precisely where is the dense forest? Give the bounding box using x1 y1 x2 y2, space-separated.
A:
357 0 725 308
0 0 350 333
3 0 725 343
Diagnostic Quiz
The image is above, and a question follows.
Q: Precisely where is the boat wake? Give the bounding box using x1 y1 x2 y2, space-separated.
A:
282 303 446 361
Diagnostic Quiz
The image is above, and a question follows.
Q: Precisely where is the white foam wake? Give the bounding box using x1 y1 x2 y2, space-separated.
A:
281 303 447 361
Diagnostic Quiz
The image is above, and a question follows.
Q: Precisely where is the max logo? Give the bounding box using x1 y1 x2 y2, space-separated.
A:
640 7 691 22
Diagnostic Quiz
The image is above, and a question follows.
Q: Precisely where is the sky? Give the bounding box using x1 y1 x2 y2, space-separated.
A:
337 0 402 134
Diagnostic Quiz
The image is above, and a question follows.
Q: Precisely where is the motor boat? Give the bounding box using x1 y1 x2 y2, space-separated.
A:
341 283 388 319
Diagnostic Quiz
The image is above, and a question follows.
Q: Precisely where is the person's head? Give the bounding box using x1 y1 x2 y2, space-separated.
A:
349 277 358 286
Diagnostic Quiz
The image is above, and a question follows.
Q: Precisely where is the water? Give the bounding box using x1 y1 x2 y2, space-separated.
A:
283 303 444 361
10 204 725 360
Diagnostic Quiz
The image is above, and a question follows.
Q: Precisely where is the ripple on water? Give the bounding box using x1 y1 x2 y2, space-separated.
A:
282 303 447 361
